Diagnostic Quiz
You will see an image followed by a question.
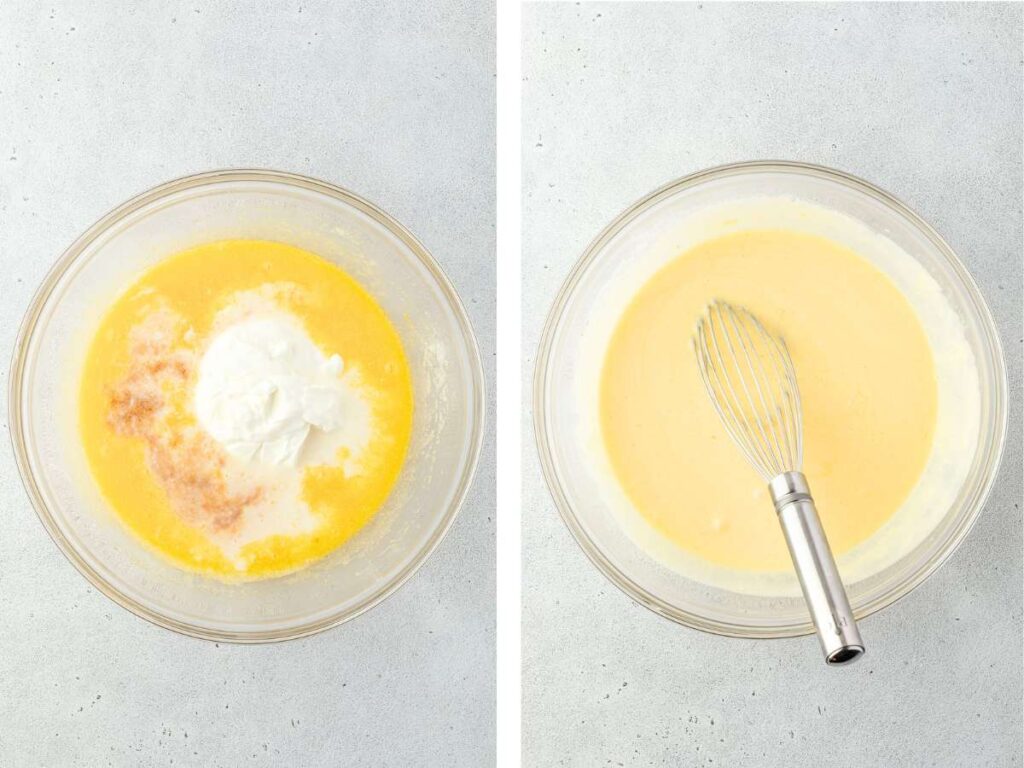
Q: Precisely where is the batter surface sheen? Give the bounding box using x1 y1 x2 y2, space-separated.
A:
600 229 938 572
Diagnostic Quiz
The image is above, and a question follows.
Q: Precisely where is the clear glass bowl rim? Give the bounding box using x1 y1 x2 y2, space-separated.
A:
9 168 486 643
533 159 1008 639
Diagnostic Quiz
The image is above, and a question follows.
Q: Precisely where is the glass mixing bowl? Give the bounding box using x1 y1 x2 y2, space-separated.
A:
535 160 1006 638
10 169 484 642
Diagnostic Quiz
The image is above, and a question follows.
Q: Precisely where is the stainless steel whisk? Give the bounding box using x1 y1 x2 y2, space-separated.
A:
693 301 864 665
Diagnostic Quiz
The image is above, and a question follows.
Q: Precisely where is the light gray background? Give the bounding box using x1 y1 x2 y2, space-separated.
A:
0 2 494 766
523 3 1022 766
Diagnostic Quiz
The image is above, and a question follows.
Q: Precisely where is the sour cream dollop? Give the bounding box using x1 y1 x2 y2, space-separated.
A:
194 314 368 467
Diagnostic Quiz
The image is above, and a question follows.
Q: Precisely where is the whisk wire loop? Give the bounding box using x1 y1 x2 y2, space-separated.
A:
696 307 774 475
723 304 789 476
694 301 803 482
749 310 803 471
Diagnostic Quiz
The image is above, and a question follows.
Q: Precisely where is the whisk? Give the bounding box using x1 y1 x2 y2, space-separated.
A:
693 300 864 665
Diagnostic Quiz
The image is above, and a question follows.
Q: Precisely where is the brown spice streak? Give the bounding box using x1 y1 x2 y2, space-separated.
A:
106 317 262 535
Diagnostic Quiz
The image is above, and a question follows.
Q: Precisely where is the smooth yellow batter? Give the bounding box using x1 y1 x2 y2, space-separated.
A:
80 240 413 580
600 230 937 572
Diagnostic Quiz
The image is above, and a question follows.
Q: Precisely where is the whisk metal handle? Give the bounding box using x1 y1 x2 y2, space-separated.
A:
769 472 864 666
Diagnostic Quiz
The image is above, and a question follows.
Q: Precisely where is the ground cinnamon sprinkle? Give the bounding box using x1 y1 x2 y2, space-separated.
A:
106 313 263 535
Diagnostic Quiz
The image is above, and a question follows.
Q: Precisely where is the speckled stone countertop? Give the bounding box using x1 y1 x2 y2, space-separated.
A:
523 3 1022 766
0 3 495 765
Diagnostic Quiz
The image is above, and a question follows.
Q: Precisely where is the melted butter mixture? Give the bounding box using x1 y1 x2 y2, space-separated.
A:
600 229 937 572
80 240 413 580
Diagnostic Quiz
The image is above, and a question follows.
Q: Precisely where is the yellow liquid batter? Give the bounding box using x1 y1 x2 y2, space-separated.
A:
600 230 937 572
80 240 413 580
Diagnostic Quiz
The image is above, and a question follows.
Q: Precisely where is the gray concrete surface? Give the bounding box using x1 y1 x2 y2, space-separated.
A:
0 2 494 766
523 4 1022 766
